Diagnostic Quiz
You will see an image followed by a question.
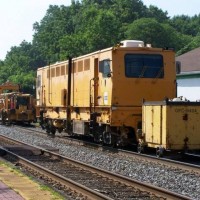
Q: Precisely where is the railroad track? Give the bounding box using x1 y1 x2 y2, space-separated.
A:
15 125 200 172
1 125 200 198
0 134 192 200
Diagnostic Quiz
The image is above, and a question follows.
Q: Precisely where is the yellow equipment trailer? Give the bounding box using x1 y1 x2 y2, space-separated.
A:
141 99 200 156
36 40 177 146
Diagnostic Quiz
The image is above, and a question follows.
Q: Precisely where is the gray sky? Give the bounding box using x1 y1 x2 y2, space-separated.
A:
0 0 199 60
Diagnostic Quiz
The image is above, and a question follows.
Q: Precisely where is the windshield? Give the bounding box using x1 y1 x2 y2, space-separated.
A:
125 54 164 78
16 96 30 106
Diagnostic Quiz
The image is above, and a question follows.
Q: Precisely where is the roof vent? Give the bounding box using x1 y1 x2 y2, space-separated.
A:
120 40 144 47
146 44 152 48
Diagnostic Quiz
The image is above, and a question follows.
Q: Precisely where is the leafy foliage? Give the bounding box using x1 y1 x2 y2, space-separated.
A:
1 0 200 94
176 36 200 56
126 18 192 51
170 14 200 36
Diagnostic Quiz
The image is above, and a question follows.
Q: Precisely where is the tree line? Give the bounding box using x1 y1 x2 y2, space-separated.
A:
0 0 199 94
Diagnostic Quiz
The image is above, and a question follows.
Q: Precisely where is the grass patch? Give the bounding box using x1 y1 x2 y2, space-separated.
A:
0 160 65 200
39 185 65 200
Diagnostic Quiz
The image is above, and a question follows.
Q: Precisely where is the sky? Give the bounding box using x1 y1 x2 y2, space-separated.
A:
0 0 200 60
142 0 200 17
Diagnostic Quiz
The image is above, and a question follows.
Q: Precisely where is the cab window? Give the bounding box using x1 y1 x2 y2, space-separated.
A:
125 54 164 78
37 75 41 87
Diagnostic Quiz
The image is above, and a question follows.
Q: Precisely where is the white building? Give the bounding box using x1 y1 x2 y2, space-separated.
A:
176 47 200 101
177 72 200 101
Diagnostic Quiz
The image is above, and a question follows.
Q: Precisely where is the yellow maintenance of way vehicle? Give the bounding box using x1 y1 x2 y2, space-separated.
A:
36 40 177 147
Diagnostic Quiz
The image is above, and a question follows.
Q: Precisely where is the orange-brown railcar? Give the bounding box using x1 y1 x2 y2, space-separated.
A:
0 92 36 125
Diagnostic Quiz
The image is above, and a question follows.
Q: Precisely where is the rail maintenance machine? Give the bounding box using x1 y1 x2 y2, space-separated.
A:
35 40 200 154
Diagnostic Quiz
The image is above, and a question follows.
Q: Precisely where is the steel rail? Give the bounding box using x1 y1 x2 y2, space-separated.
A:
0 134 192 200
0 147 113 200
2 128 200 173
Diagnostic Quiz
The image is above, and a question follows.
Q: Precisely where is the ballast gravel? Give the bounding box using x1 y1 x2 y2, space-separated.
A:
0 125 200 200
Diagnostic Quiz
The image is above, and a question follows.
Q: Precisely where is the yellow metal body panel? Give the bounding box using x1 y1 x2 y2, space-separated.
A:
111 106 142 127
143 105 162 144
109 48 176 127
36 45 177 133
36 50 113 124
143 101 200 150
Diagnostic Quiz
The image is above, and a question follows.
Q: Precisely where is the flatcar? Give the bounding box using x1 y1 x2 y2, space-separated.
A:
36 40 178 147
0 92 36 125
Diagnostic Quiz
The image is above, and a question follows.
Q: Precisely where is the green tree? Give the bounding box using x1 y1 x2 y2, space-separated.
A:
176 35 200 56
126 18 192 51
145 5 169 22
32 5 77 63
170 14 200 36
1 0 199 94
8 72 36 94
2 40 36 93
81 8 119 52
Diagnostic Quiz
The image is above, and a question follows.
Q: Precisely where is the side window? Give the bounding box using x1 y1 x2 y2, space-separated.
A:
99 59 111 78
37 75 41 88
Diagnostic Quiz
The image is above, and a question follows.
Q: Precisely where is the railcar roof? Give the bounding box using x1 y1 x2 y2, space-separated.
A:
37 45 171 71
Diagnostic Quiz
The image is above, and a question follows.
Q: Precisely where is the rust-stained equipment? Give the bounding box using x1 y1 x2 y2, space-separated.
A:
140 99 200 156
0 92 35 124
0 81 20 94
